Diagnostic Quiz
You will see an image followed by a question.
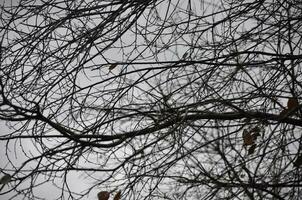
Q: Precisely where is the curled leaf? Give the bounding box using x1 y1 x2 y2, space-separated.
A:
287 97 299 110
0 174 11 185
280 97 299 118
243 129 254 146
98 191 110 200
248 144 257 155
113 190 121 200
109 64 118 71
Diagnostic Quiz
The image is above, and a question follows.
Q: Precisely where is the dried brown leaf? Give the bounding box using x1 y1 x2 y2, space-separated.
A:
109 64 118 71
243 130 254 146
287 97 299 110
248 144 257 155
98 191 110 200
113 190 121 200
0 174 11 184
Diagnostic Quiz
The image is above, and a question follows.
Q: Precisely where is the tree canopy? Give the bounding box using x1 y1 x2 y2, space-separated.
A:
0 0 302 199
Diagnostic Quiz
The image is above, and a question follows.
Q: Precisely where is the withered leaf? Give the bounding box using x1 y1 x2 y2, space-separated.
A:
243 130 254 146
98 191 110 200
113 190 121 200
0 174 11 184
287 97 299 110
109 64 118 71
248 144 257 155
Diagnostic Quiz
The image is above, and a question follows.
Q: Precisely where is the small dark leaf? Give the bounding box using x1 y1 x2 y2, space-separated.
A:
287 97 299 110
0 174 11 184
98 191 110 200
109 64 118 71
243 130 254 146
248 144 257 155
113 190 121 200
